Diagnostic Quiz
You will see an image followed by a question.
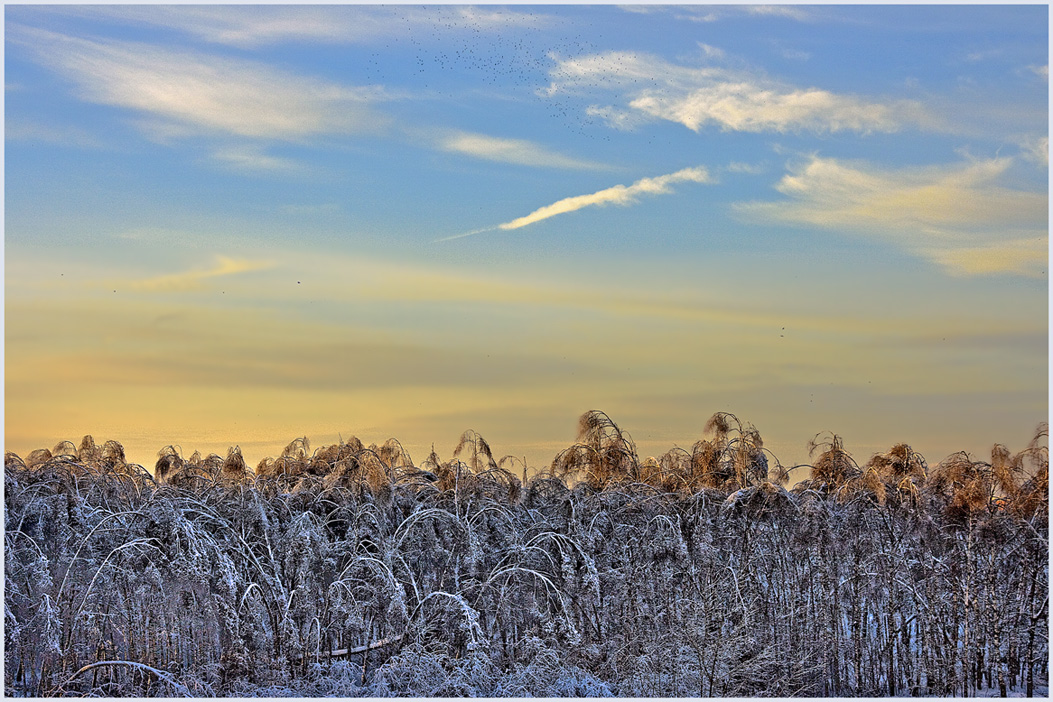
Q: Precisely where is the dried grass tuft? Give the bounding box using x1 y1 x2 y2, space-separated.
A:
1007 423 1048 519
990 443 1020 498
353 450 392 497
274 455 307 478
379 438 414 470
282 437 310 461
344 435 365 454
864 443 926 508
51 441 77 458
255 457 276 479
694 413 775 490
690 439 730 489
453 430 497 473
703 412 732 440
809 433 857 488
928 452 993 521
770 463 791 486
155 446 184 484
422 447 443 473
101 440 126 466
6 452 27 471
860 468 887 506
26 448 53 470
222 446 249 482
578 410 610 445
77 435 99 463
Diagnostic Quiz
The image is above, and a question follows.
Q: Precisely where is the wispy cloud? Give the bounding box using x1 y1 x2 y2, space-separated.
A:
4 121 102 148
547 50 930 135
923 238 1048 277
211 145 303 174
18 5 550 49
129 256 276 292
736 156 1048 277
725 161 767 175
438 167 712 241
1019 135 1049 166
746 5 814 21
438 131 609 170
630 84 906 134
965 48 1004 63
620 5 817 24
780 48 811 61
584 104 647 131
697 43 725 60
10 25 386 141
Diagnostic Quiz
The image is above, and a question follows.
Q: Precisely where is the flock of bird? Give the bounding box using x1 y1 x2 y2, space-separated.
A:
356 7 629 141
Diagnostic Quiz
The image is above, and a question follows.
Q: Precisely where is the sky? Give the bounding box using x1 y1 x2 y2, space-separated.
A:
5 4 1049 478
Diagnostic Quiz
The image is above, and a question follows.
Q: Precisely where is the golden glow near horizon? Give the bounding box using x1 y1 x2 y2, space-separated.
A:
6 247 1046 472
5 6 1047 474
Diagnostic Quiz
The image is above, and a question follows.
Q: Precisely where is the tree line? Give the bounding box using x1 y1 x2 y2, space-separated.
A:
5 411 1048 696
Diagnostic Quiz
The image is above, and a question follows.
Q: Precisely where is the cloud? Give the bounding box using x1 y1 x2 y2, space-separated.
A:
129 256 276 292
725 161 767 175
923 238 1048 277
502 167 712 230
965 48 1004 63
584 104 647 131
745 5 814 21
4 121 102 148
448 6 551 31
698 43 725 60
438 167 712 241
619 5 816 23
546 51 687 94
26 334 588 393
676 9 721 23
781 48 811 61
16 5 550 49
10 25 386 141
546 50 929 135
438 131 609 170
736 156 1048 277
630 84 905 134
1019 135 1049 166
13 6 362 48
212 145 303 174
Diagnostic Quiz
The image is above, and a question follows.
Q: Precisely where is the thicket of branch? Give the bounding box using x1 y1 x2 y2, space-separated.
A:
5 413 1048 697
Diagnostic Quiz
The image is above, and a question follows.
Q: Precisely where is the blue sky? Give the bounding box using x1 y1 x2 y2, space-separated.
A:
5 4 1048 474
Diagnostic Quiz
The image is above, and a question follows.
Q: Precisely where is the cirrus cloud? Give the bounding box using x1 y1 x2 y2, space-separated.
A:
14 5 552 49
629 83 904 133
736 156 1048 277
129 256 276 292
547 49 933 135
438 131 610 171
9 25 387 142
211 145 303 174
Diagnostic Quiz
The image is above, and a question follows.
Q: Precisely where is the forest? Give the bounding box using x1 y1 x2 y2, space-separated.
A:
4 411 1049 697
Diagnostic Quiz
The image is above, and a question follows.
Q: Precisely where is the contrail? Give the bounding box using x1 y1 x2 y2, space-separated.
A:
499 166 711 231
434 225 501 243
435 166 712 243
